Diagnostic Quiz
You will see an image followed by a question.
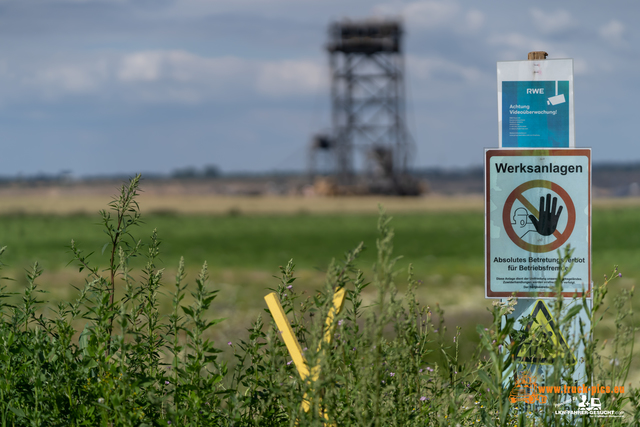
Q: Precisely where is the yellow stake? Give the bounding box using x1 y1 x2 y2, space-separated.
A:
264 292 309 380
264 287 346 425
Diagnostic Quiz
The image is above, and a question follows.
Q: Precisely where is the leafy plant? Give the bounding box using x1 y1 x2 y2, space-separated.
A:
0 175 635 426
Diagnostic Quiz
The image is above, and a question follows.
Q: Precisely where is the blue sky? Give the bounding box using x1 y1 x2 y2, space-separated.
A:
0 0 637 176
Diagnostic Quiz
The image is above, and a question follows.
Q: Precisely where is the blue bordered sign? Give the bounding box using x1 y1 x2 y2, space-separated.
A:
498 59 574 148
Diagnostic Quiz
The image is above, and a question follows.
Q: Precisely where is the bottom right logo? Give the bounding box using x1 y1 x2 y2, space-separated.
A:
577 395 601 411
509 374 626 419
554 394 623 418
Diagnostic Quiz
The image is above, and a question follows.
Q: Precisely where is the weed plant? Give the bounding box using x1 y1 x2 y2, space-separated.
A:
0 175 636 426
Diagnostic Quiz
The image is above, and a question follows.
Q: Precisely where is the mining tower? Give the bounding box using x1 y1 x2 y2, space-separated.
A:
310 19 420 195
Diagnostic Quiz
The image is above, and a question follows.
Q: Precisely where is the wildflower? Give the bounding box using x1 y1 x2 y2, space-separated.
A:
338 319 343 326
426 367 434 372
303 347 308 351
619 273 622 277
283 294 287 298
287 284 293 289
287 360 293 365
419 369 423 373
389 372 395 377
420 396 427 401
165 381 170 385
98 398 105 404
227 341 232 346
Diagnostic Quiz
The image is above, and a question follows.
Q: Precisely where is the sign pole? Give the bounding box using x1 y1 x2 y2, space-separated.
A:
489 51 592 406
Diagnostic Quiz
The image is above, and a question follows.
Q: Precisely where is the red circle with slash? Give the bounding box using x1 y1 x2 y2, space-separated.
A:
502 180 576 253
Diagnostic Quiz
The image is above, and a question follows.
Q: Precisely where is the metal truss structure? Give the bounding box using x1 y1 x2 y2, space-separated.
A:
310 19 418 195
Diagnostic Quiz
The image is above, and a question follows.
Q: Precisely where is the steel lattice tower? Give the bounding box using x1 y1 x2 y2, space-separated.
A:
325 19 415 192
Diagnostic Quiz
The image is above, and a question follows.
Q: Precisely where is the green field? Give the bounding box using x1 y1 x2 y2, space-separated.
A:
0 204 639 385
0 207 638 282
0 207 638 323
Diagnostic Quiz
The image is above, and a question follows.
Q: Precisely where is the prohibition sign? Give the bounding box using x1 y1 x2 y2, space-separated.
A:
502 180 575 253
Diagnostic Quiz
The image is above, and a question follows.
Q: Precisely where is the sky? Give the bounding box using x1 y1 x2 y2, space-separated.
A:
0 0 638 177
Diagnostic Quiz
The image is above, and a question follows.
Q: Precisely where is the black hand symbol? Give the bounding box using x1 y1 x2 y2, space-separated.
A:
528 194 563 236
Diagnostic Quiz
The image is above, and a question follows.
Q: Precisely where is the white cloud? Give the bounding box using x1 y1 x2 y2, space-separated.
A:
373 1 460 29
465 9 485 32
7 50 327 104
117 51 247 85
408 55 484 83
373 1 486 34
530 8 574 34
157 0 315 19
28 60 109 98
403 1 460 28
118 52 163 82
116 51 326 99
488 33 549 52
256 60 325 97
486 33 555 63
599 19 625 46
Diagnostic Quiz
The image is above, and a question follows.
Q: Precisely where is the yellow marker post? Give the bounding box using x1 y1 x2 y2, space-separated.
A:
264 287 346 425
322 287 346 348
264 292 309 379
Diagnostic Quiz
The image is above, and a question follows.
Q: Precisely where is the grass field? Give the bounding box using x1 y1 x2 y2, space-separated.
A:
1 204 638 282
0 195 638 381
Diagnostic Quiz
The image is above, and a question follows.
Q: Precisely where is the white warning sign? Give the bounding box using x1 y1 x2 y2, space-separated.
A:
485 148 591 298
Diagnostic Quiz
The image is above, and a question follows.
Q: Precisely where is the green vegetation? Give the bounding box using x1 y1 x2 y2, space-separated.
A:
1 206 638 282
0 210 484 274
0 176 637 425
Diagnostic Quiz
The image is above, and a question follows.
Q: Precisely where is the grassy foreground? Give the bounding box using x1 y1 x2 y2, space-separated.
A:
0 204 637 318
0 175 638 425
0 198 638 358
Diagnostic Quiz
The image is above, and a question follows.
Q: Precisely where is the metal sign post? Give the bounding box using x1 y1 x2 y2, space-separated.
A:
487 52 592 405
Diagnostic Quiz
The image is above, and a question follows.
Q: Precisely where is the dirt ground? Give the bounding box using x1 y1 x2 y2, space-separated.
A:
0 179 639 215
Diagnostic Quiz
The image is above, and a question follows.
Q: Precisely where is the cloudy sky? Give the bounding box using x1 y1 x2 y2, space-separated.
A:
0 0 637 176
